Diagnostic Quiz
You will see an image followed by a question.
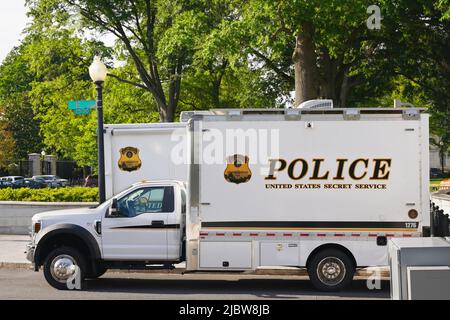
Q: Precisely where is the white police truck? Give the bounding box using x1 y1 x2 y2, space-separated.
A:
26 103 430 291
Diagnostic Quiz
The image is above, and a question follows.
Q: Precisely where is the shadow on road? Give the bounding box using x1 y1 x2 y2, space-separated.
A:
83 276 390 299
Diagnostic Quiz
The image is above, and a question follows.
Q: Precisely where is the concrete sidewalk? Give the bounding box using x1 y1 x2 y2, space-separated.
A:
0 235 31 268
0 234 389 278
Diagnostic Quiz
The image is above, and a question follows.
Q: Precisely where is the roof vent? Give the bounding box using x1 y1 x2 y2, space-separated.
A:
296 99 333 109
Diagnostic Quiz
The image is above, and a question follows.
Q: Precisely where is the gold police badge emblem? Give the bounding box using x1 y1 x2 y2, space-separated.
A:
118 147 142 172
224 154 252 184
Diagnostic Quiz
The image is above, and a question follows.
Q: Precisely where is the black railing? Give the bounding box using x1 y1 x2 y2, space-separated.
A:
1 159 91 186
430 201 450 237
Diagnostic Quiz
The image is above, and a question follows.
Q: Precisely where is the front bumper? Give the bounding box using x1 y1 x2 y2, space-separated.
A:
25 243 35 264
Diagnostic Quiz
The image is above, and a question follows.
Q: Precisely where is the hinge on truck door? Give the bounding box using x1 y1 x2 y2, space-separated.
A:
343 109 360 120
284 108 301 120
226 110 243 121
402 109 420 120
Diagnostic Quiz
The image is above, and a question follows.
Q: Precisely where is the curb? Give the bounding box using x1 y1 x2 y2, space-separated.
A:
0 262 33 270
0 262 390 277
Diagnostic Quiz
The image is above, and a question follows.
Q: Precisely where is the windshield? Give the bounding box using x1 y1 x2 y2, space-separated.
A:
93 186 135 209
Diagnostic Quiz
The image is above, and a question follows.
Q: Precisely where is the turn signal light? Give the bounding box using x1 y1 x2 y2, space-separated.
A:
33 222 41 234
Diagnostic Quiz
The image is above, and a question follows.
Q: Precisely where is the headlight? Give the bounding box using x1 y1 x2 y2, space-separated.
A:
33 221 41 234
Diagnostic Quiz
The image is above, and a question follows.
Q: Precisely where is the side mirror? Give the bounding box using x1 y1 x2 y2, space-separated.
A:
109 198 120 217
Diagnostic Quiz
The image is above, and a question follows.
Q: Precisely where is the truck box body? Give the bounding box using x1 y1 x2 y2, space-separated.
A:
104 123 188 199
186 108 429 270
102 108 429 271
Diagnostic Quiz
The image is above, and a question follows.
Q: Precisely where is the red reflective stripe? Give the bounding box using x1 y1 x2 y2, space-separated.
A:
351 234 360 237
233 233 242 236
216 233 225 236
200 232 208 236
266 233 276 236
300 233 309 237
386 234 395 237
334 233 345 237
317 234 326 237
250 233 259 236
283 233 292 236
368 234 378 237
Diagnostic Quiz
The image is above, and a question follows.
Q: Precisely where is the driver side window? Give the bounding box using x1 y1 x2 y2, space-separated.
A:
116 186 174 218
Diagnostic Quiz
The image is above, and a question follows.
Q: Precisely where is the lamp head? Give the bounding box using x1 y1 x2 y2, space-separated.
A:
89 56 107 83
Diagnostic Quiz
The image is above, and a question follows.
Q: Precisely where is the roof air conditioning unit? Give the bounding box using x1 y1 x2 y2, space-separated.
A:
296 99 333 109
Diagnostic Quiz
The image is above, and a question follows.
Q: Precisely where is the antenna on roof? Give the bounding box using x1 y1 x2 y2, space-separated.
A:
394 99 416 108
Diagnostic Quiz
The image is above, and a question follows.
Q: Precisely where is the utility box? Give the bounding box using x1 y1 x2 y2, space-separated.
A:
389 237 450 300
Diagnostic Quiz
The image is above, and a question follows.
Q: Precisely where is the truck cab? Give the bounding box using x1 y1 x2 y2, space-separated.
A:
26 181 186 290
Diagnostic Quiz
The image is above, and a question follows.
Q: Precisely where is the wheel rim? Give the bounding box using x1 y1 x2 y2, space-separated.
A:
316 257 346 286
50 254 77 283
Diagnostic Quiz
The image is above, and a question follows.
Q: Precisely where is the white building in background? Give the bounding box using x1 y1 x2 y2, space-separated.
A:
430 144 450 171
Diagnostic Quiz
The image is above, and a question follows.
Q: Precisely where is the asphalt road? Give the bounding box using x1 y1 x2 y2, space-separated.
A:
0 268 390 300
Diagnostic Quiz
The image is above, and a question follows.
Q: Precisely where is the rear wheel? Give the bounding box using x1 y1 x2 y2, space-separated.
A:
43 246 86 290
307 248 355 292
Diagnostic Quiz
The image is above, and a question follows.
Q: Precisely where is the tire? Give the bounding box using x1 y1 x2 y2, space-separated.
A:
43 246 86 290
307 248 355 292
86 264 108 279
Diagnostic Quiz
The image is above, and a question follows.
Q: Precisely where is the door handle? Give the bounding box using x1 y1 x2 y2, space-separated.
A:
151 220 165 226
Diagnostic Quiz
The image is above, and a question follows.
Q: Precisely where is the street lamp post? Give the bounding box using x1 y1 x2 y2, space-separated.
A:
89 57 108 203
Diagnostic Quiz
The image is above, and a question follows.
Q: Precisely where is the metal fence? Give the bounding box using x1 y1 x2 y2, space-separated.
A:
1 159 91 186
0 160 32 177
431 201 450 237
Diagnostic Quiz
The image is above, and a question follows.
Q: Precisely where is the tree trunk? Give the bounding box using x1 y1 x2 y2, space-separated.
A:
211 80 220 108
318 52 337 101
211 59 228 108
339 71 350 109
292 22 318 107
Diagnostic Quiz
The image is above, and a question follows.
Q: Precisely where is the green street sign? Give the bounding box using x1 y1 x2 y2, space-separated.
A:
68 100 96 115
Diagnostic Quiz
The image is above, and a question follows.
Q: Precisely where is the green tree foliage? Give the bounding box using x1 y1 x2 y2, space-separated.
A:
26 0 237 120
0 0 448 170
224 0 375 107
26 28 163 167
0 28 160 167
355 0 450 114
0 106 16 168
0 45 43 159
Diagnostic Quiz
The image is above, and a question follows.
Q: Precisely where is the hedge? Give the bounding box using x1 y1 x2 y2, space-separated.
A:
0 187 99 202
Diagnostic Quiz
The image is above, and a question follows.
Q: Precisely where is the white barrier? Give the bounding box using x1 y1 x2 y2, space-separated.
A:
0 201 98 235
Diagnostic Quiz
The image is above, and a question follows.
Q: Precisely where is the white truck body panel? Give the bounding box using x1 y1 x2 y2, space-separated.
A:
104 123 188 199
186 109 429 270
199 120 421 223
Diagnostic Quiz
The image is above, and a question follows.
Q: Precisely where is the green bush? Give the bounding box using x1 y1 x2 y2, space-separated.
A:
0 187 99 202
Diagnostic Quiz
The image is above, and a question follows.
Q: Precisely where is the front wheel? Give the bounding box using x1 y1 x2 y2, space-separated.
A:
43 246 86 290
307 248 355 292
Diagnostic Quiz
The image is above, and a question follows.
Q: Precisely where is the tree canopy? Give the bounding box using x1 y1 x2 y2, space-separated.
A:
0 0 447 169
